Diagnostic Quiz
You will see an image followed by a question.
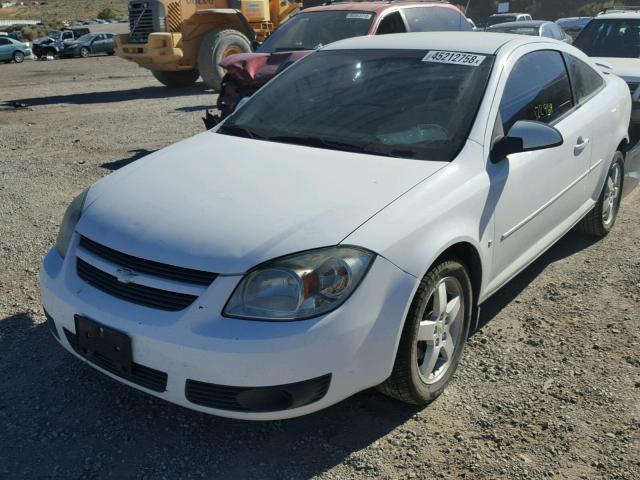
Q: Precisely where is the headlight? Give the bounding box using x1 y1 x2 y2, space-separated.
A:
223 247 375 321
55 189 88 258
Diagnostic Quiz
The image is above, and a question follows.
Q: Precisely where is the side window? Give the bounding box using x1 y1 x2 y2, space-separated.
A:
565 54 605 104
403 6 471 32
0 38 10 45
550 24 564 40
376 12 407 35
540 24 552 38
62 31 73 40
500 50 574 132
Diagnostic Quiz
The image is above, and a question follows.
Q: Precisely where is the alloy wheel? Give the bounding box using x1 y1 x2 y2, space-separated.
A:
602 162 622 228
416 276 465 384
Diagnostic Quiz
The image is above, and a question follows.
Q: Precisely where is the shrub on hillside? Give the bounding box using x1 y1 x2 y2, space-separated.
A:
98 8 115 20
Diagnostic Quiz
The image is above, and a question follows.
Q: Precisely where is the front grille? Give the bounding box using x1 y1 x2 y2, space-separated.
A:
79 236 217 286
77 258 198 311
166 1 183 32
129 1 155 43
64 328 168 392
185 375 331 412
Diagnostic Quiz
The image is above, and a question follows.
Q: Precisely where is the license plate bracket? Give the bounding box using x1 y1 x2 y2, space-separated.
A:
74 315 133 376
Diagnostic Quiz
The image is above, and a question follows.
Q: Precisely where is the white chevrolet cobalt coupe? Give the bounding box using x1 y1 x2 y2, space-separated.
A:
41 33 630 420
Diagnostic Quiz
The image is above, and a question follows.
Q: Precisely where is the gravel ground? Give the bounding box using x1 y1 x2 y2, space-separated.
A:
1 56 639 480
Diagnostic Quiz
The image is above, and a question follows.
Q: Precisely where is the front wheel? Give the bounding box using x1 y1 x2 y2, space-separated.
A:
378 259 472 405
576 152 624 237
13 51 25 63
79 47 90 58
197 29 251 91
151 69 200 88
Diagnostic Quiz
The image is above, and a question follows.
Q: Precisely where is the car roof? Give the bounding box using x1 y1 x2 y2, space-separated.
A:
489 12 528 17
488 20 549 29
323 31 535 54
303 1 460 15
596 11 640 19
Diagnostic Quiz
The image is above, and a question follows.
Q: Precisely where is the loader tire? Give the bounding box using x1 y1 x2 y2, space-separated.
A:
151 69 200 88
198 29 251 91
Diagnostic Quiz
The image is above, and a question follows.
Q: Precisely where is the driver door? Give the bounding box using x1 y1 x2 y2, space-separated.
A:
91 34 106 53
487 48 592 288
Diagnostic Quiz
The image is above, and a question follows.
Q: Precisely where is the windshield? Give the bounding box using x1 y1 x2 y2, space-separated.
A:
219 49 494 162
77 34 94 42
258 11 374 53
490 26 539 36
574 19 640 58
487 16 517 27
48 30 62 39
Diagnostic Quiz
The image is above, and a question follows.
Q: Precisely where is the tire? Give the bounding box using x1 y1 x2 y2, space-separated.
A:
13 51 25 63
151 69 200 88
378 259 473 405
107 50 115 56
576 151 624 237
197 29 251 91
79 47 90 58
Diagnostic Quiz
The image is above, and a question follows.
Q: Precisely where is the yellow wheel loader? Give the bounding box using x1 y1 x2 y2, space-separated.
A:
115 0 300 90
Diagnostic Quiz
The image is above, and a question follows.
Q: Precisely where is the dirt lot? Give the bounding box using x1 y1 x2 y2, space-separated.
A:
0 56 639 480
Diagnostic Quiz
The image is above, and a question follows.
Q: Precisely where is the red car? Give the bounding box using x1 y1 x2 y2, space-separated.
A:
211 1 473 124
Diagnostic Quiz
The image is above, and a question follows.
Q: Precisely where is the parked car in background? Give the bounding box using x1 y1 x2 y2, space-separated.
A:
61 33 116 58
573 10 640 124
211 0 473 123
486 12 532 28
487 20 572 43
41 32 631 420
0 37 32 63
556 17 592 39
32 28 90 59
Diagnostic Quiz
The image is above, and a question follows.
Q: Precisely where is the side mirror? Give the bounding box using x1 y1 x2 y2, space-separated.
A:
251 40 262 52
491 120 563 163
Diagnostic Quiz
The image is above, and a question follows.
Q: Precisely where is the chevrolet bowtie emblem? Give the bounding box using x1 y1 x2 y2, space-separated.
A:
115 268 138 284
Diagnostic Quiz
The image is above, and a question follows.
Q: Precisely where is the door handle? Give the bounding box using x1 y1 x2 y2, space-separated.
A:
574 137 589 153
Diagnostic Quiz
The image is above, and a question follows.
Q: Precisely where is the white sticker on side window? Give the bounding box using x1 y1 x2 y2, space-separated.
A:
422 51 486 66
346 13 372 19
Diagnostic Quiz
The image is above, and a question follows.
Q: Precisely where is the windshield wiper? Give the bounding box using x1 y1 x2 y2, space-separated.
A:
266 135 370 153
217 124 263 140
273 47 310 52
266 135 409 158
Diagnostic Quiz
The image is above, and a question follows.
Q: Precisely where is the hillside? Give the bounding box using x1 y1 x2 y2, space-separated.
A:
0 0 128 21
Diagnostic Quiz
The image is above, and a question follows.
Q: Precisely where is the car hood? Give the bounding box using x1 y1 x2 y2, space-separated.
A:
220 50 313 86
592 57 640 80
77 132 447 274
33 37 53 45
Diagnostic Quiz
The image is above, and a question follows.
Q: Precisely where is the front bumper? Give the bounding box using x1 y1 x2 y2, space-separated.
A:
115 33 185 68
40 237 416 420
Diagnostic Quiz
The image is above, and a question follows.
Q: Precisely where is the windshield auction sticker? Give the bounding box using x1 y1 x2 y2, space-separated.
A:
346 13 372 19
422 51 486 66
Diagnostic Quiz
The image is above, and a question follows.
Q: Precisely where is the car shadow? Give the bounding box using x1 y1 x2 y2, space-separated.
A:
101 149 157 171
173 104 213 113
6 84 209 107
0 232 603 478
0 312 418 479
474 230 599 332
